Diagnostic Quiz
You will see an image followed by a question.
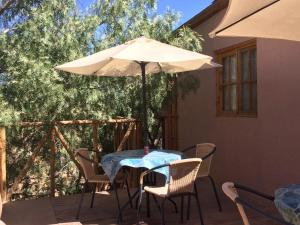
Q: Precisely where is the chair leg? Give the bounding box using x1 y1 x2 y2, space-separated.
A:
166 197 178 213
152 194 161 212
136 186 144 225
208 175 222 212
135 193 139 209
187 181 198 220
180 195 184 223
146 192 150 218
76 182 87 219
194 183 205 225
161 198 166 225
125 179 133 208
186 194 191 220
113 182 123 223
90 183 96 208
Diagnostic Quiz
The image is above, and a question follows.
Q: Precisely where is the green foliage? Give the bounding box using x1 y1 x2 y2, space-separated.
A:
0 0 203 199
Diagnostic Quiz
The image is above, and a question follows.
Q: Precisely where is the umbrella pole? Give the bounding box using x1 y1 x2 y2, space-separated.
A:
140 62 149 148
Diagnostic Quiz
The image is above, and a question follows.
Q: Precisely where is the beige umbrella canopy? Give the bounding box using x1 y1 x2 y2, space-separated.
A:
55 36 219 75
55 36 220 147
210 0 300 42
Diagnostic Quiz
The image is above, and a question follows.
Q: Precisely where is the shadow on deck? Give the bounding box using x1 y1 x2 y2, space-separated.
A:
2 180 279 225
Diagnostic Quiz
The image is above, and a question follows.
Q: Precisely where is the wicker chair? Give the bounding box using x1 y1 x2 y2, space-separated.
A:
222 182 292 225
183 143 222 221
75 148 132 219
136 158 204 225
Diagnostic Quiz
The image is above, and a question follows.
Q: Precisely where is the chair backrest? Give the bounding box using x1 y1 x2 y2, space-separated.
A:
168 158 202 195
195 143 216 177
222 182 250 225
75 148 96 181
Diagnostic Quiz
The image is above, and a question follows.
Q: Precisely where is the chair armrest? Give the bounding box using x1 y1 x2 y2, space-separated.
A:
235 183 274 201
139 164 170 185
236 197 292 225
230 183 291 225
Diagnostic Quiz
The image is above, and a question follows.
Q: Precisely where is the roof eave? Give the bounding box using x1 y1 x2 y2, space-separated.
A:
179 0 229 30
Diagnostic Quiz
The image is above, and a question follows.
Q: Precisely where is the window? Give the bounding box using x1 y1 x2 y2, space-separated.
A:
216 40 257 117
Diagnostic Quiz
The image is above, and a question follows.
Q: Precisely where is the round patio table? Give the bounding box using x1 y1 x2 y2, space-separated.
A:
101 149 184 223
275 184 300 225
101 149 183 182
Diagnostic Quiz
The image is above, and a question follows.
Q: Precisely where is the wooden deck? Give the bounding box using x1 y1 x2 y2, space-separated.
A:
2 180 279 225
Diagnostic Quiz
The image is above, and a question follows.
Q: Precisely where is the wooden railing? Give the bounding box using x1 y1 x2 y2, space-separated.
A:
0 118 142 201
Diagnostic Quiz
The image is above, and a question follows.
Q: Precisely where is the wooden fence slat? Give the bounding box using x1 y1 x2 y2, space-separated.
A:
117 122 135 152
8 132 49 199
53 126 83 176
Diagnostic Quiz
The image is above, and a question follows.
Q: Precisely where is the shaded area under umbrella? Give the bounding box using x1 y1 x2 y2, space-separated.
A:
55 36 220 148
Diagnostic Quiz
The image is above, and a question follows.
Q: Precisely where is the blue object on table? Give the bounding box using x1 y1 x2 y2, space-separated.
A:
101 149 183 183
275 184 300 225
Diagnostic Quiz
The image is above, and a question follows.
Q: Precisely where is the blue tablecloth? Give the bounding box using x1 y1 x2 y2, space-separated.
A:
275 184 300 224
101 149 183 182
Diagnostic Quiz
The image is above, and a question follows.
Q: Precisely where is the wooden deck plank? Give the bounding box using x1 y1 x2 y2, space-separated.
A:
2 197 57 225
2 180 280 225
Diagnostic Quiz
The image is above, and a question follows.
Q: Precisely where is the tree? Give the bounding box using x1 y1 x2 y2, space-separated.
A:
0 0 44 30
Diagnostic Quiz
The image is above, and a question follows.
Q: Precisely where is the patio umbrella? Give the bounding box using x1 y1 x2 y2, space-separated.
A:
55 36 220 148
209 0 300 42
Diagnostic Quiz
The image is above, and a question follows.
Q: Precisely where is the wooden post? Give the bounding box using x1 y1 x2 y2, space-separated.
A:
0 127 6 201
92 122 102 175
136 121 143 149
50 128 56 197
113 123 118 150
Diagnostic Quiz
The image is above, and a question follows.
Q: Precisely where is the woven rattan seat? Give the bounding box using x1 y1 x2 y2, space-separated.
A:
87 174 110 183
144 185 168 197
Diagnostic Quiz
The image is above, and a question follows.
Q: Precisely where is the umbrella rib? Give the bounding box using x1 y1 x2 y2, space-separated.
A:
157 62 163 73
92 58 114 75
215 0 280 36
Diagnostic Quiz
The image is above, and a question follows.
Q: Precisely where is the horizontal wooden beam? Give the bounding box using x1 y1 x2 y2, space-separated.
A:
19 118 138 127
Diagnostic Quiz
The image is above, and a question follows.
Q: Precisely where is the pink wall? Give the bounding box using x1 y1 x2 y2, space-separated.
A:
178 9 300 193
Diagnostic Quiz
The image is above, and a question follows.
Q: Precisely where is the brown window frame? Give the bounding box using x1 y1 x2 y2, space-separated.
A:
216 40 257 117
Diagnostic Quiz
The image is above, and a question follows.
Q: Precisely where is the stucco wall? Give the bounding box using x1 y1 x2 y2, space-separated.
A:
178 9 300 193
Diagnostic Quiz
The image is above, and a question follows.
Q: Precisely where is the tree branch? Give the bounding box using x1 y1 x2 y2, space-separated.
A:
0 0 17 16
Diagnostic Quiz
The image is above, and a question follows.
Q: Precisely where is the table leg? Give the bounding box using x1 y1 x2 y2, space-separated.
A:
113 182 122 223
117 189 140 223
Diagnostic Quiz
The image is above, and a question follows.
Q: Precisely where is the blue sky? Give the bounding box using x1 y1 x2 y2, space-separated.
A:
157 0 214 25
77 0 214 26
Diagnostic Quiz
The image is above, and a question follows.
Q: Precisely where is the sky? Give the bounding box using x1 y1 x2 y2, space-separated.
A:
156 0 214 26
77 0 214 27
